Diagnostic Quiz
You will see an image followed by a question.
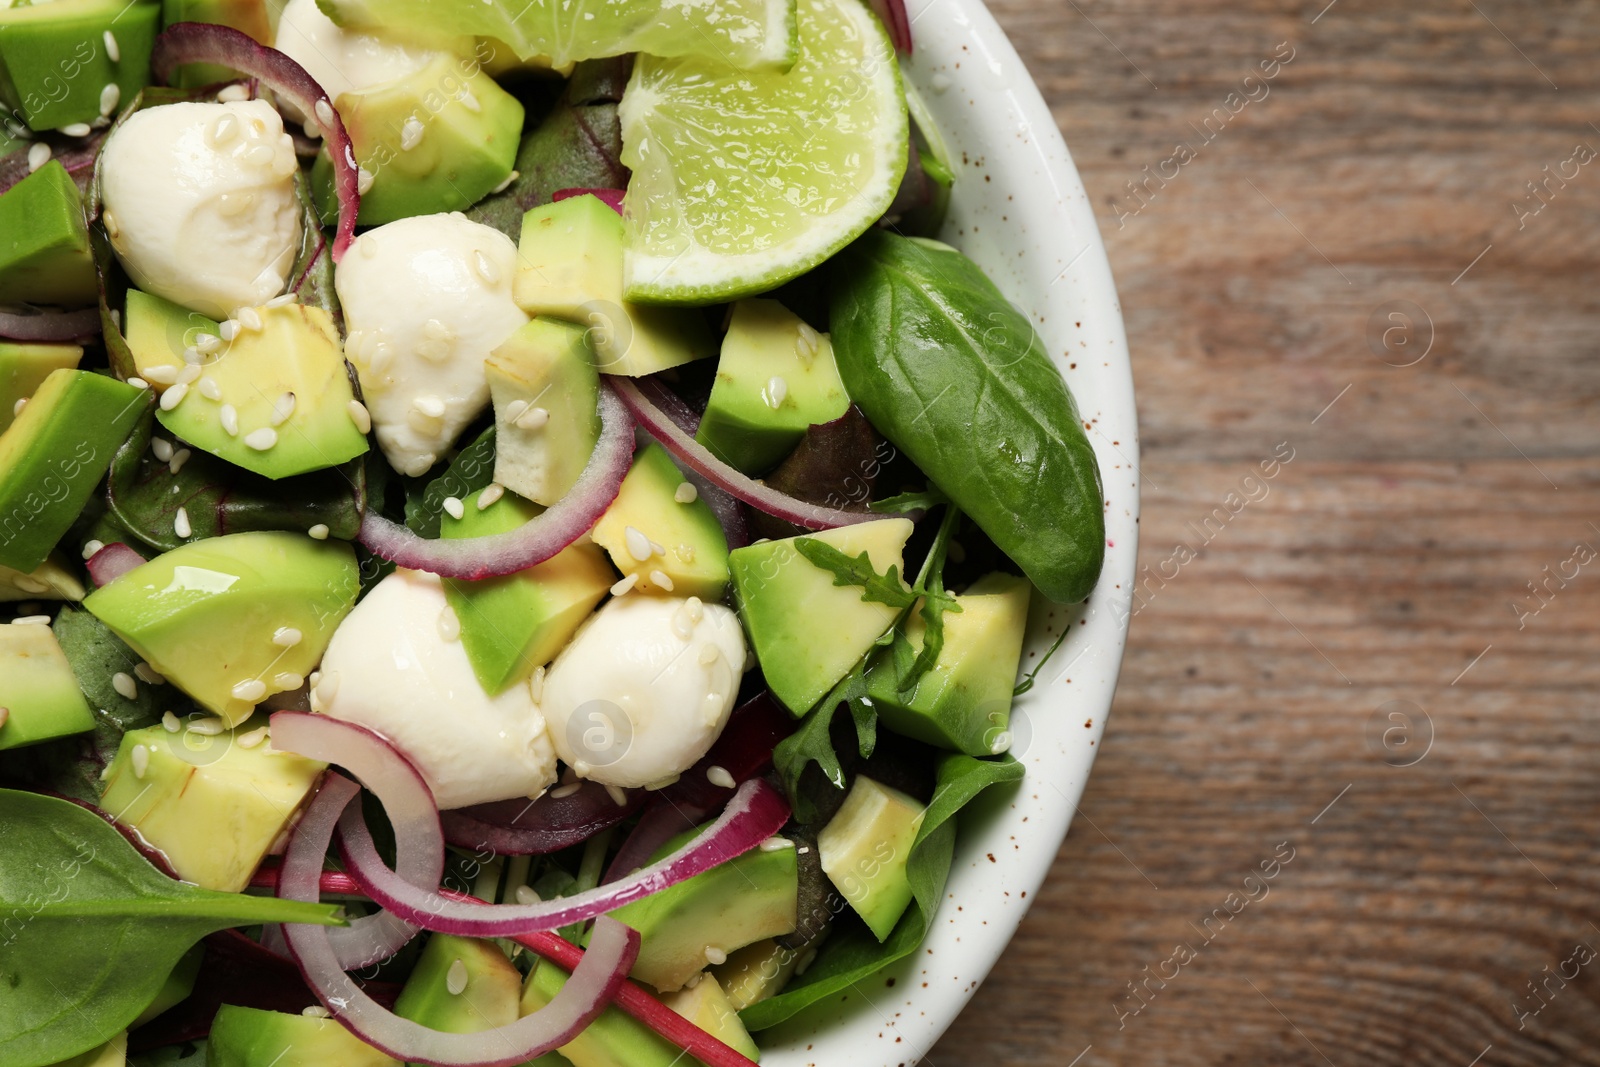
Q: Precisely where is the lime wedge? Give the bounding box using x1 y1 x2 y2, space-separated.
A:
320 0 799 69
618 0 909 305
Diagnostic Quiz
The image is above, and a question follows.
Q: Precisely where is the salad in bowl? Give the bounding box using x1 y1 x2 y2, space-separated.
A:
0 0 1123 1064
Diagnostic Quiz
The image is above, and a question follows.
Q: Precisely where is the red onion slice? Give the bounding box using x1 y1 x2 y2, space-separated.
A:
869 0 914 52
279 775 638 1067
85 542 147 586
358 382 635 579
613 378 877 531
441 780 644 855
628 378 750 548
338 777 790 937
269 712 445 970
0 307 102 341
552 188 625 213
150 23 360 262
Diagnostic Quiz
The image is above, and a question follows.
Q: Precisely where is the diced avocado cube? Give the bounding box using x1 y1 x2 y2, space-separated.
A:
99 717 327 891
441 493 613 694
0 368 149 573
161 0 272 87
0 341 83 433
659 974 762 1062
728 518 913 716
818 776 926 942
0 0 160 132
520 958 684 1067
712 938 804 1011
395 934 522 1051
697 300 850 474
209 1005 400 1067
605 825 798 993
0 161 96 306
590 443 729 600
512 195 713 377
487 318 601 507
311 53 522 225
47 1031 127 1067
127 293 371 480
866 572 1032 756
0 552 86 602
132 944 203 1027
0 621 95 750
84 531 360 724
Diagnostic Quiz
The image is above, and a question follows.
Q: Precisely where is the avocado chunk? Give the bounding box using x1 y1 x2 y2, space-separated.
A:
659 974 763 1062
0 341 83 433
590 443 729 600
83 531 360 724
47 1031 127 1067
605 826 799 993
99 715 327 891
441 493 614 694
0 0 160 132
122 288 218 391
161 0 273 86
312 52 523 225
0 552 86 602
487 318 601 507
866 572 1031 756
132 944 203 1027
817 776 925 942
728 518 913 716
0 160 96 306
697 301 850 475
712 938 804 1011
0 621 96 750
126 292 371 479
395 934 522 1058
520 958 683 1067
512 195 713 377
209 1005 400 1067
0 368 149 572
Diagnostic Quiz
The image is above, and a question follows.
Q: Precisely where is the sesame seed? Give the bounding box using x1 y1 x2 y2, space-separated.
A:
550 782 581 800
302 1005 331 1019
169 449 191 475
238 726 270 749
649 569 675 592
131 744 149 779
99 83 121 117
237 307 263 332
502 399 528 424
143 367 179 387
706 765 736 789
11 615 50 625
244 427 278 450
347 399 372 434
82 540 105 560
216 84 250 103
220 405 239 436
270 392 296 426
12 398 26 417
357 167 375 195
128 378 149 391
459 89 482 113
413 395 446 419
308 524 330 540
162 711 180 733
514 884 541 905
704 947 727 966
175 363 202 384
442 496 465 521
472 250 500 285
102 210 121 239
266 293 296 308
273 627 303 648
446 959 469 996
515 405 549 431
158 382 189 411
477 483 504 510
231 678 267 703
60 122 92 138
649 539 665 556
274 672 303 690
437 605 461 641
26 142 51 172
610 573 639 596
491 170 519 194
174 506 191 539
368 341 393 377
187 717 225 736
671 609 694 641
399 115 425 151
606 785 629 807
103 30 120 62
674 482 698 504
133 663 164 685
112 672 138 700
206 113 238 148
698 644 721 666
218 320 241 342
528 665 546 705
623 526 652 562
315 99 335 127
765 376 788 409
198 376 222 401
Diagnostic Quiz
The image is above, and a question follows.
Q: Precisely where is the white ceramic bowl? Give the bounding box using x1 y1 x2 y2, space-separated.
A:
760 2 1139 1063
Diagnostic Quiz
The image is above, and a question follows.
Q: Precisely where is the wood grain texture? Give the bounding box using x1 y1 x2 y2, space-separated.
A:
930 2 1600 1065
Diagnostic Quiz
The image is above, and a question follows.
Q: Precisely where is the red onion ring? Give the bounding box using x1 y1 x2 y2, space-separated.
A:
440 779 645 855
268 712 445 970
85 542 146 587
337 777 790 937
150 23 361 262
357 382 635 579
869 0 914 52
614 377 878 531
628 376 749 548
0 307 102 341
552 188 625 213
279 774 638 1067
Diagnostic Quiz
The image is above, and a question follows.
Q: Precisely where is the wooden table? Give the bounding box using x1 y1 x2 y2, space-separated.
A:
932 3 1600 1064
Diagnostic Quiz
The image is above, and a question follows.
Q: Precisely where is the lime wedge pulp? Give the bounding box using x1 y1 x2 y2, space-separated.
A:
318 0 799 69
618 0 910 305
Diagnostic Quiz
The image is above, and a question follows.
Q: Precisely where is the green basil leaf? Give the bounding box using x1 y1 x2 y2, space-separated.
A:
791 538 915 610
830 231 1105 603
0 790 345 1065
740 753 1025 1031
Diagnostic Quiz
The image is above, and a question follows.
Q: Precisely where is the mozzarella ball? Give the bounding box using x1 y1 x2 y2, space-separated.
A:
274 0 451 119
317 569 557 810
538 595 748 789
100 101 301 319
335 213 529 477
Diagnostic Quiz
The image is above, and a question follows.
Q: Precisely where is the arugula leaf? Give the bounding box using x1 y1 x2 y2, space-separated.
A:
791 538 915 610
740 753 1025 1031
902 504 964 690
869 486 949 514
1013 624 1070 697
404 425 498 538
0 790 344 1065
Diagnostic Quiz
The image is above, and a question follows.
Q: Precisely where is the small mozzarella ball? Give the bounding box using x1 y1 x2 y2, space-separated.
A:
274 0 455 122
318 569 557 809
539 596 748 789
100 101 301 319
335 213 529 477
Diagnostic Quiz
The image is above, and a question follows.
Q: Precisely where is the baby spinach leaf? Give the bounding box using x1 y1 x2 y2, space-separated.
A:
740 753 1025 1031
792 538 915 610
830 231 1105 603
0 789 345 1066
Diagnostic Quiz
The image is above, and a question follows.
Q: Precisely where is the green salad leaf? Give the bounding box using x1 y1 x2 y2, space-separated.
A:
869 485 949 515
792 538 916 611
0 790 345 1066
740 753 1024 1031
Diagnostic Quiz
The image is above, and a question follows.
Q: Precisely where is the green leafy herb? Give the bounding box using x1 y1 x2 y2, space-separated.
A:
903 504 964 689
740 753 1025 1031
288 168 338 318
0 789 345 1065
1013 624 1071 697
404 425 498 538
868 485 948 515
792 538 915 610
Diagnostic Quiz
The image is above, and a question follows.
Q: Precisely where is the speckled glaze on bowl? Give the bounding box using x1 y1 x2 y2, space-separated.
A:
758 2 1139 1064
